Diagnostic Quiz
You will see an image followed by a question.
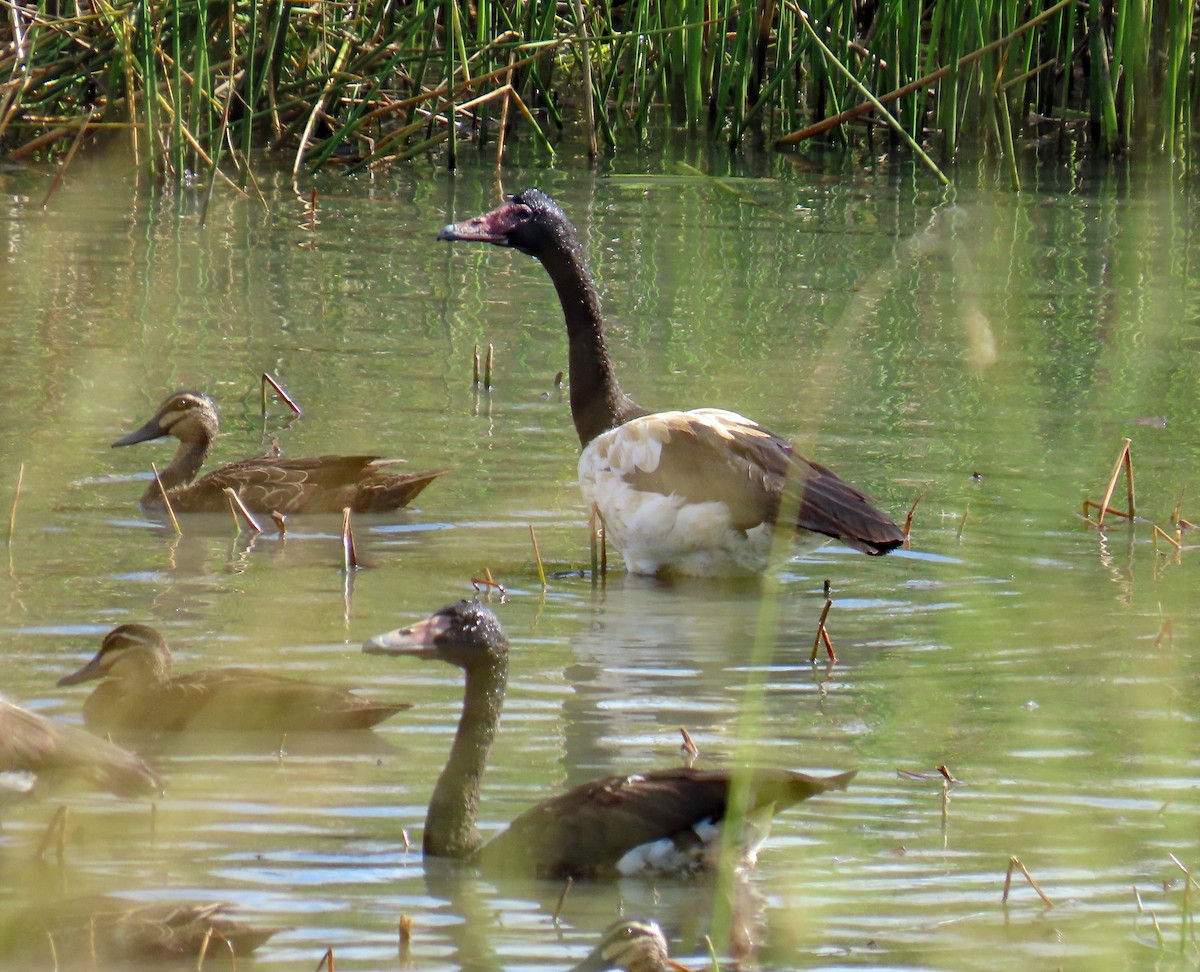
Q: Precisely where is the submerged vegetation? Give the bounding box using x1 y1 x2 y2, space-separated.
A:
0 0 1196 180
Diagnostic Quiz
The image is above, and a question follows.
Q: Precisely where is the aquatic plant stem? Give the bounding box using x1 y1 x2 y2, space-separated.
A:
795 10 949 185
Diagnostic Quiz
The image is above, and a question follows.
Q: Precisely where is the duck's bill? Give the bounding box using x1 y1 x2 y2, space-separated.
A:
57 655 104 687
112 418 166 448
362 613 451 657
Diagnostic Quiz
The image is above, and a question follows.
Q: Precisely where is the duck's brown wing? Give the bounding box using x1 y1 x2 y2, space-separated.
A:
162 668 410 731
477 766 855 880
619 410 903 554
0 699 160 796
165 456 446 515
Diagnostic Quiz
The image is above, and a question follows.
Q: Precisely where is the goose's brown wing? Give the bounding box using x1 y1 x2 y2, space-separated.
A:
477 766 855 879
0 699 159 796
620 410 903 554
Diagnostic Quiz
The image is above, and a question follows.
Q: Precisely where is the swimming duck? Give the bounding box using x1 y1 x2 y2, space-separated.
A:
0 896 277 964
113 390 447 515
0 697 160 797
438 189 905 575
58 624 410 733
363 601 855 879
569 920 691 972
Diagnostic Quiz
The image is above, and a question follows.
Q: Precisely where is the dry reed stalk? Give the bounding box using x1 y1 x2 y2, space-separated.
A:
7 462 24 545
775 0 1075 146
401 829 410 852
1154 619 1174 649
679 727 699 767
39 107 93 209
1094 438 1135 525
271 511 288 535
34 805 68 862
552 876 573 923
223 488 262 533
529 524 547 588
904 488 926 540
470 573 506 596
1002 855 1054 908
484 343 494 388
472 344 480 385
342 507 358 571
810 598 834 663
262 373 303 415
196 925 214 967
955 506 969 541
570 0 597 159
317 946 335 971
398 914 413 961
151 463 182 535
1152 525 1181 551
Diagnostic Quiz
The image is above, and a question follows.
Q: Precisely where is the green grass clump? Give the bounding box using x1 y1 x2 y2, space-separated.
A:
0 0 1195 181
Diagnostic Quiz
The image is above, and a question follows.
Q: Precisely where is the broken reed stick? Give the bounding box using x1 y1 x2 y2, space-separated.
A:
271 511 288 535
151 463 182 535
810 599 834 664
1154 618 1174 649
398 915 413 962
679 727 699 767
1002 855 1054 908
261 373 303 416
955 505 969 541
7 462 24 545
1095 438 1135 526
342 507 358 571
34 805 68 862
317 947 335 971
552 876 573 923
773 0 1074 146
529 524 547 588
472 344 481 385
485 343 494 389
470 574 507 596
39 107 94 210
222 487 262 533
903 488 926 541
1152 524 1181 551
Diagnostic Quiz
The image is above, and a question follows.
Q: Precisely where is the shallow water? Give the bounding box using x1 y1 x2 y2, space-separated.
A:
0 144 1198 970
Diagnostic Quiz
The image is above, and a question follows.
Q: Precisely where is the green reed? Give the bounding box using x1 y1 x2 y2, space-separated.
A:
0 0 1196 181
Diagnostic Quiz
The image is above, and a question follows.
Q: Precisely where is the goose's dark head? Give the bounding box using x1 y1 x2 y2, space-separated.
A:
437 189 578 259
363 601 507 670
113 391 218 448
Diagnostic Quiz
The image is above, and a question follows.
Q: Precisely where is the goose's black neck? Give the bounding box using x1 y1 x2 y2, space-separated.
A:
537 230 645 448
424 653 507 859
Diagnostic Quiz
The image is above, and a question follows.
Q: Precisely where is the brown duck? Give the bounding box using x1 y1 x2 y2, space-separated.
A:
439 190 904 575
0 697 160 797
364 601 855 880
0 896 277 964
113 390 447 515
569 920 692 972
58 624 410 733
